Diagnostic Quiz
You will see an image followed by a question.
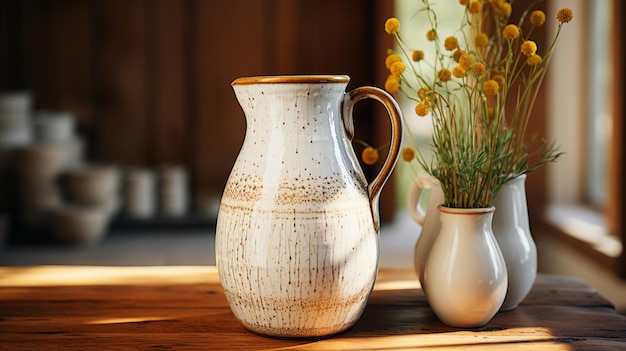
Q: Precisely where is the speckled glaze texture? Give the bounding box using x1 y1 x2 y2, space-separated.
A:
424 206 508 328
216 75 403 338
492 174 537 311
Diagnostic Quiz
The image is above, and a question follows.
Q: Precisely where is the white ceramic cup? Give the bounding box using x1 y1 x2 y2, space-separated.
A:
34 111 75 143
124 168 156 219
158 165 188 217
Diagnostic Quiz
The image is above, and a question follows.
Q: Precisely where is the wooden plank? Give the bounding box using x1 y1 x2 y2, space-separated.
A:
0 267 625 350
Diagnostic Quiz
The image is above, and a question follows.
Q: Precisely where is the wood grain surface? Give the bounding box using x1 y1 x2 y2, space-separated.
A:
0 266 625 350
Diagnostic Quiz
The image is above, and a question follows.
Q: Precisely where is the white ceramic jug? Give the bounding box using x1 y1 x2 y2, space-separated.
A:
492 174 537 311
406 175 443 292
216 75 403 338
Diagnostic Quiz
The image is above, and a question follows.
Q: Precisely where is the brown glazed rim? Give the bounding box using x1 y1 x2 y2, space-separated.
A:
232 75 350 86
438 206 496 214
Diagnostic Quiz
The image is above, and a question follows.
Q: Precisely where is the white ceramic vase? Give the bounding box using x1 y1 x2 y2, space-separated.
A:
406 175 443 292
216 75 403 338
424 206 508 328
492 174 537 311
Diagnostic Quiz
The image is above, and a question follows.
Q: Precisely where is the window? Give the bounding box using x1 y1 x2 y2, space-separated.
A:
392 0 466 205
587 0 612 208
543 0 625 277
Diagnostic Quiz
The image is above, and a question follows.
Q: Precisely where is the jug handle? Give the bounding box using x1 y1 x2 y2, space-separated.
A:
406 175 433 225
343 87 403 230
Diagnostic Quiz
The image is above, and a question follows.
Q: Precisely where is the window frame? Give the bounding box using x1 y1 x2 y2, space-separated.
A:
534 0 626 278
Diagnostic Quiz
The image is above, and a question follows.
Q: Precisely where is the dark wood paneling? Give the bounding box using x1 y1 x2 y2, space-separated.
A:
146 0 187 165
18 0 91 118
0 0 9 90
1 0 396 220
191 0 267 199
96 0 148 165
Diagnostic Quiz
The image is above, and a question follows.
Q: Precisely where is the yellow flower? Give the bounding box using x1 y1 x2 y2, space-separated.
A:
412 50 425 62
417 87 430 99
452 49 465 63
471 62 486 76
459 54 473 71
415 102 429 116
494 1 512 19
444 36 459 51
385 54 402 69
502 24 520 40
384 75 400 93
468 0 483 14
452 65 466 79
475 33 489 47
483 79 499 96
459 0 470 6
390 61 406 75
530 10 546 26
489 0 511 17
437 68 452 82
384 17 400 35
491 74 506 90
556 8 573 23
487 107 495 119
427 29 436 41
520 40 537 57
526 53 543 66
402 147 416 162
361 147 379 165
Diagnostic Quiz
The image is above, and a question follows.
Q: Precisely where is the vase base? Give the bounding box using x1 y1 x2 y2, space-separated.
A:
499 303 520 312
243 323 353 339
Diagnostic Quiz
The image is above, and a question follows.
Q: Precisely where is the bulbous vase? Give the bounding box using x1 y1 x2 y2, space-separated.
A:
424 206 508 328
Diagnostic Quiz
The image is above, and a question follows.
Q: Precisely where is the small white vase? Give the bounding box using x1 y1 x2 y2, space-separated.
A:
406 175 443 292
492 174 537 311
424 206 508 328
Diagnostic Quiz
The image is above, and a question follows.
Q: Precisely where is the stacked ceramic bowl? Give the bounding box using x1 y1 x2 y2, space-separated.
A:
15 111 82 236
0 92 34 148
56 165 121 245
16 143 67 234
52 203 111 246
0 92 31 235
63 165 121 217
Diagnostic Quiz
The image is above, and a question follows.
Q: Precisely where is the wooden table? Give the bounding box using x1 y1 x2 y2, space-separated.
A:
1 266 625 350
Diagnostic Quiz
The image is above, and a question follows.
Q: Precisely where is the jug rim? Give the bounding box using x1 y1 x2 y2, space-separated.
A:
232 75 350 86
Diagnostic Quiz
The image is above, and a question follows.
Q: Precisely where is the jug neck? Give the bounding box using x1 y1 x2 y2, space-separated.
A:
232 79 350 133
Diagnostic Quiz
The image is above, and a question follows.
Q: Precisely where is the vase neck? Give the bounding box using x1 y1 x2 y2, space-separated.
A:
438 206 495 235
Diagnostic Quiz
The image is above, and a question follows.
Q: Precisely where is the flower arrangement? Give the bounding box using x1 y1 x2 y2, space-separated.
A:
378 0 573 208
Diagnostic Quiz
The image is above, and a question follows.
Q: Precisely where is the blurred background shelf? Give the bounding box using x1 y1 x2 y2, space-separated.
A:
109 213 216 231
